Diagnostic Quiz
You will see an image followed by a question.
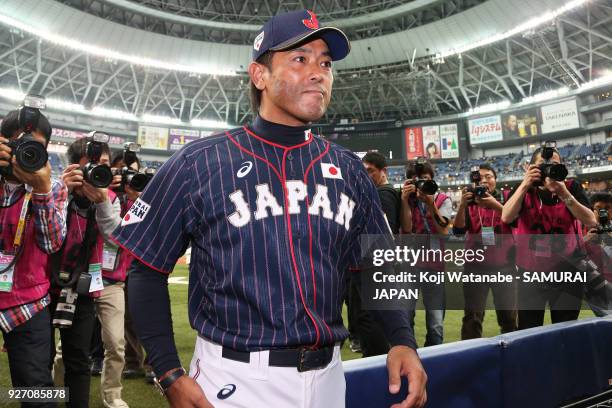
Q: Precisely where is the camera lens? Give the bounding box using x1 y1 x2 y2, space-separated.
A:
14 139 48 172
85 164 113 188
128 173 149 192
417 179 438 195
475 186 488 197
548 163 568 181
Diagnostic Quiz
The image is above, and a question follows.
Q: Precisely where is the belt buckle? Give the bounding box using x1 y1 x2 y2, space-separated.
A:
297 347 332 373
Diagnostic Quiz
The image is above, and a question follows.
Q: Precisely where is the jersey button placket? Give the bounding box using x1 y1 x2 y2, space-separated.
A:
287 152 296 177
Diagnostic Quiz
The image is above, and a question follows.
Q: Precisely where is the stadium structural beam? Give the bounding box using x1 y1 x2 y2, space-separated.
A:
463 53 514 101
505 40 526 98
92 63 130 106
457 56 473 109
556 19 585 85
429 68 462 111
39 53 83 95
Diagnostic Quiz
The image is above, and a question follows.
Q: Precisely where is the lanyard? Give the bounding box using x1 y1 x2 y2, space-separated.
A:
477 206 499 230
13 191 32 248
0 190 31 274
418 200 432 234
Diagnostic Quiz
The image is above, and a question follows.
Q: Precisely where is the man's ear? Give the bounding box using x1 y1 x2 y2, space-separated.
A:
248 62 267 92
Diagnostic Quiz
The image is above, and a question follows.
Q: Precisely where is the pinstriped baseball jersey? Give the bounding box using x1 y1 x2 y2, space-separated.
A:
112 126 391 351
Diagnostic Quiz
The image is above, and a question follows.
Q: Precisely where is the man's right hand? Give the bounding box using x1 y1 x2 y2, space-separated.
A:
460 187 474 206
521 164 541 189
166 375 214 408
62 164 84 192
0 136 12 169
401 181 416 203
584 227 599 243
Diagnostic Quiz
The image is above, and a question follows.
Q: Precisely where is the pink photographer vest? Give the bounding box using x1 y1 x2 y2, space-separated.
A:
514 181 581 270
465 191 515 268
0 191 50 309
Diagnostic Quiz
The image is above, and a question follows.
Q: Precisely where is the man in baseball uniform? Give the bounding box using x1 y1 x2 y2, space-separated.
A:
113 9 427 408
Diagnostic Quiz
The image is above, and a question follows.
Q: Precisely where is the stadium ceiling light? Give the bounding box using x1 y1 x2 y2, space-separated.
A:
578 74 612 91
141 114 183 125
0 88 25 102
0 88 226 128
440 0 588 58
91 106 138 121
190 119 229 129
468 100 511 115
46 98 86 112
0 14 237 77
521 87 570 104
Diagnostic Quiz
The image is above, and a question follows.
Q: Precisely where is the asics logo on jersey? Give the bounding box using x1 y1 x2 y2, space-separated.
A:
227 181 355 230
217 384 237 400
237 161 254 178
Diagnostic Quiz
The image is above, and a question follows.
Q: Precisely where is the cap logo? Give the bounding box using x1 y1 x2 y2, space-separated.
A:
254 31 265 51
302 10 319 30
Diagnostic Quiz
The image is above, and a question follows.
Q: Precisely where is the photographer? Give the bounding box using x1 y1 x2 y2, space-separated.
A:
91 147 144 378
400 159 451 346
51 134 128 408
502 142 596 329
0 106 67 407
453 164 517 339
583 192 612 317
349 152 402 357
110 148 155 382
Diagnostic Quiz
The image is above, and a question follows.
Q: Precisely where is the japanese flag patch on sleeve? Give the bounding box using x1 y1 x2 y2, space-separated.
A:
321 163 343 180
121 198 151 226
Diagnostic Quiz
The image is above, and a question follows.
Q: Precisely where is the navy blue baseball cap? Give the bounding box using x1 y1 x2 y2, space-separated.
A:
252 10 350 62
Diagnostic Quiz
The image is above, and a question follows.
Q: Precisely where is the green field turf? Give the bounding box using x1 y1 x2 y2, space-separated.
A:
0 264 597 407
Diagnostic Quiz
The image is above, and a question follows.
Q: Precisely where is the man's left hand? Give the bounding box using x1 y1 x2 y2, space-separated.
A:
81 181 109 204
387 345 427 408
545 178 570 198
11 158 52 194
417 190 434 207
475 194 498 210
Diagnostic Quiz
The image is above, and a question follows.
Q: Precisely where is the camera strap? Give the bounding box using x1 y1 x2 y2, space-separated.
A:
417 202 432 234
0 190 32 274
50 202 99 288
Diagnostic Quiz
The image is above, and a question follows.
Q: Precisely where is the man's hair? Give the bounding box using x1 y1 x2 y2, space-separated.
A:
479 163 497 179
405 160 435 179
530 146 562 164
111 151 124 168
0 109 52 143
66 137 111 165
590 192 612 206
362 151 388 170
249 52 275 114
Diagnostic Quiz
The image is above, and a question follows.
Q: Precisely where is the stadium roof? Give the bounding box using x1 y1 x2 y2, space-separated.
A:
0 0 610 123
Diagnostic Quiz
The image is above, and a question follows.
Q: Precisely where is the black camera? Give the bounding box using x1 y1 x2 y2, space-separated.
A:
535 141 568 186
118 168 149 192
597 208 612 234
408 158 438 196
114 143 151 193
0 96 49 177
83 131 113 188
414 178 438 195
466 165 488 199
52 287 78 329
143 167 156 182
